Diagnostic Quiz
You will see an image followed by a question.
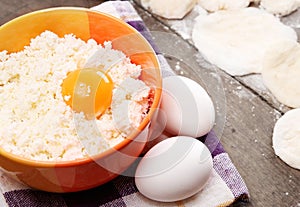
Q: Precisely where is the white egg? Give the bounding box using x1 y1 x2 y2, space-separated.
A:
159 75 215 137
135 136 213 202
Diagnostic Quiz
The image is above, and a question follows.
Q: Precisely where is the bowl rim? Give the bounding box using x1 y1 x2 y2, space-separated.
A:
0 7 162 168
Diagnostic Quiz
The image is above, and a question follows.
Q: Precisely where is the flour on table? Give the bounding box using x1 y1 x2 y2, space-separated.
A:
192 7 297 76
272 108 300 170
281 9 300 28
141 0 197 19
262 40 300 108
169 5 208 40
197 0 250 12
260 0 300 17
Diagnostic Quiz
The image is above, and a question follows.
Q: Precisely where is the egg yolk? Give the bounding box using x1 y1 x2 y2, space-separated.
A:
61 68 113 119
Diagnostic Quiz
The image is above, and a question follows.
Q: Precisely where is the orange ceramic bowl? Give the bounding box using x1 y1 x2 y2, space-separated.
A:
0 8 161 192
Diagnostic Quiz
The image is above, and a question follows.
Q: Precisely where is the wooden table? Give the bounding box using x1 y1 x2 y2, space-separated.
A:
0 1 299 206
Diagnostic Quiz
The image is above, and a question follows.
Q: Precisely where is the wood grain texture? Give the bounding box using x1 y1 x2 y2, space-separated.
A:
0 0 299 207
0 0 102 25
132 1 300 207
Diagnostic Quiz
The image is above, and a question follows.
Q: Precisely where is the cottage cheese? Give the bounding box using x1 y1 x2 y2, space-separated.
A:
0 31 151 161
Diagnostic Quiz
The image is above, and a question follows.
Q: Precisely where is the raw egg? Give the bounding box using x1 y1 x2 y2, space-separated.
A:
61 68 113 119
159 75 215 137
135 136 213 202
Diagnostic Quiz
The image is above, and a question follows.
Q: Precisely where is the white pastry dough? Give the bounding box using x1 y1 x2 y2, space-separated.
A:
141 0 197 19
192 8 297 76
198 0 250 12
262 40 300 108
273 108 300 170
260 0 300 16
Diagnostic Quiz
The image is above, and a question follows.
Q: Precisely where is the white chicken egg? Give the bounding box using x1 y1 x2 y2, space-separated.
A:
135 136 213 202
159 75 215 137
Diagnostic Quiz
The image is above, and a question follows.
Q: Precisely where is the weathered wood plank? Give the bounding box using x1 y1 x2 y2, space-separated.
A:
132 1 300 207
0 0 299 206
0 0 102 25
133 0 299 114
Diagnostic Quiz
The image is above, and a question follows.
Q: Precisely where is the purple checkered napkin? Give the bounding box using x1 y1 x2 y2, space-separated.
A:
0 1 250 207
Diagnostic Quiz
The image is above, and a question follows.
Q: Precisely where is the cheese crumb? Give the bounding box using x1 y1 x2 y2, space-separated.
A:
0 31 152 161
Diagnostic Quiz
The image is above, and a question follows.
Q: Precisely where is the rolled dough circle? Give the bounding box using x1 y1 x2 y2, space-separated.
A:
198 0 250 12
141 0 197 19
262 40 300 108
260 0 300 17
192 7 297 76
273 108 300 170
